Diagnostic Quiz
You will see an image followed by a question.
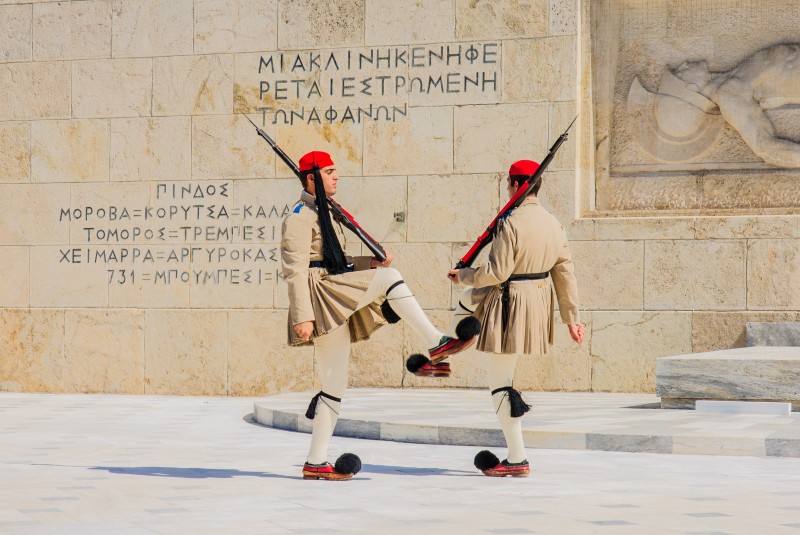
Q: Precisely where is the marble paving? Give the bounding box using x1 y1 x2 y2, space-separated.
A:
2 392 800 534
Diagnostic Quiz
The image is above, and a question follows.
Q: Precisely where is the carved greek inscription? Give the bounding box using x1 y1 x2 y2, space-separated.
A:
57 181 289 287
255 43 501 124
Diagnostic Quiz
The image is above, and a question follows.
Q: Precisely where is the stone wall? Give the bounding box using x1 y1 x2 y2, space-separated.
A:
1 0 797 396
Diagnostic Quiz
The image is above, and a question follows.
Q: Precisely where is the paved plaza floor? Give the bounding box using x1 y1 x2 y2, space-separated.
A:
1 391 799 534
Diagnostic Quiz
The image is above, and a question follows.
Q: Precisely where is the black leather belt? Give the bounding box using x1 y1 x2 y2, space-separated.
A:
501 272 549 332
309 261 354 272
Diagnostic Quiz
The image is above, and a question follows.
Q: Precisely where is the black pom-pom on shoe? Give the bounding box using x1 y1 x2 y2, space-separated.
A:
455 316 481 341
474 450 500 471
406 353 430 373
334 453 362 476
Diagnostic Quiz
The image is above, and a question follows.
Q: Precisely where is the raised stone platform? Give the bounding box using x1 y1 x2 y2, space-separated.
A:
656 347 800 410
254 389 800 458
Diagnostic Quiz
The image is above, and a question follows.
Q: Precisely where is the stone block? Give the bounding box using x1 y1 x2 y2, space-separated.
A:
454 104 548 174
72 59 152 118
364 106 453 176
746 322 800 347
111 0 193 58
656 347 800 410
549 102 578 171
63 309 145 394
0 184 70 245
747 239 800 310
144 310 228 395
0 62 71 121
153 55 234 116
33 1 111 60
455 0 547 40
278 0 364 49
192 115 276 180
228 310 314 396
366 0 454 44
274 122 363 179
692 312 800 354
593 217 695 241
549 0 577 36
381 422 439 444
644 240 746 310
29 246 109 307
407 174 499 243
591 311 692 392
335 175 407 244
389 244 452 310
194 0 278 54
31 120 110 183
0 122 30 183
571 240 644 310
503 37 576 103
110 117 191 181
0 246 29 306
538 170 580 230
0 309 65 393
694 216 798 240
0 4 31 62
515 314 592 391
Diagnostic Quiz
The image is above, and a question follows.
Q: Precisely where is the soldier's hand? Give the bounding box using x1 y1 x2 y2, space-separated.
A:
447 269 460 283
568 323 585 344
294 321 315 341
371 250 393 268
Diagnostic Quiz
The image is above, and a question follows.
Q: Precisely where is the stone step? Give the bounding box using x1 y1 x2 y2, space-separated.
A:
656 346 800 410
746 321 800 347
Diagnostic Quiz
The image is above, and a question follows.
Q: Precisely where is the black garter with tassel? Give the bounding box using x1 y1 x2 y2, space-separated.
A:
305 391 342 420
312 165 349 275
491 386 531 418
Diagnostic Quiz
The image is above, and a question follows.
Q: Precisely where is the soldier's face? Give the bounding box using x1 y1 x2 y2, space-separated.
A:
319 165 339 195
506 177 520 199
305 165 339 196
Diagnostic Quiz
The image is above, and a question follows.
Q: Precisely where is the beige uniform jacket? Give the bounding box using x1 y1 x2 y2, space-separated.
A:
281 191 382 346
457 196 580 354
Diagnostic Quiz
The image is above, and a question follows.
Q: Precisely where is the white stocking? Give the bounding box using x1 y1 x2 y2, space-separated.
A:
306 323 350 465
356 267 442 348
488 354 527 464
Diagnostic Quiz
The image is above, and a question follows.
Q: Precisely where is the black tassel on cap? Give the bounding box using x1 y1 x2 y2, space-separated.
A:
312 166 349 275
474 450 500 471
305 391 341 420
334 453 362 475
491 386 531 418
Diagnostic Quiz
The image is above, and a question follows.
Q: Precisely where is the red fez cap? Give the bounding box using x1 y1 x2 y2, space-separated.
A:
299 151 334 173
509 159 540 176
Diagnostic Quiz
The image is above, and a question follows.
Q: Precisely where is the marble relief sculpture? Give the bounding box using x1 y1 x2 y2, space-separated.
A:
627 43 800 168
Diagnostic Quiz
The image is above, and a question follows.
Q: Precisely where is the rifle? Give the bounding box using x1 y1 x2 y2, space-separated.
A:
454 116 577 269
244 115 387 262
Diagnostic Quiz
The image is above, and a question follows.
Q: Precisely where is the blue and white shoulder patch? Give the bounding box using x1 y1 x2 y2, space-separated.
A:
292 202 304 214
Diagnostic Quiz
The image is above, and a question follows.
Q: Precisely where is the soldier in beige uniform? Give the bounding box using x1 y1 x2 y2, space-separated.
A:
282 150 477 480
447 159 585 477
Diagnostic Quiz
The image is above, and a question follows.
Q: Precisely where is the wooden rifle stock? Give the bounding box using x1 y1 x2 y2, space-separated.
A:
454 116 577 269
244 115 387 262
